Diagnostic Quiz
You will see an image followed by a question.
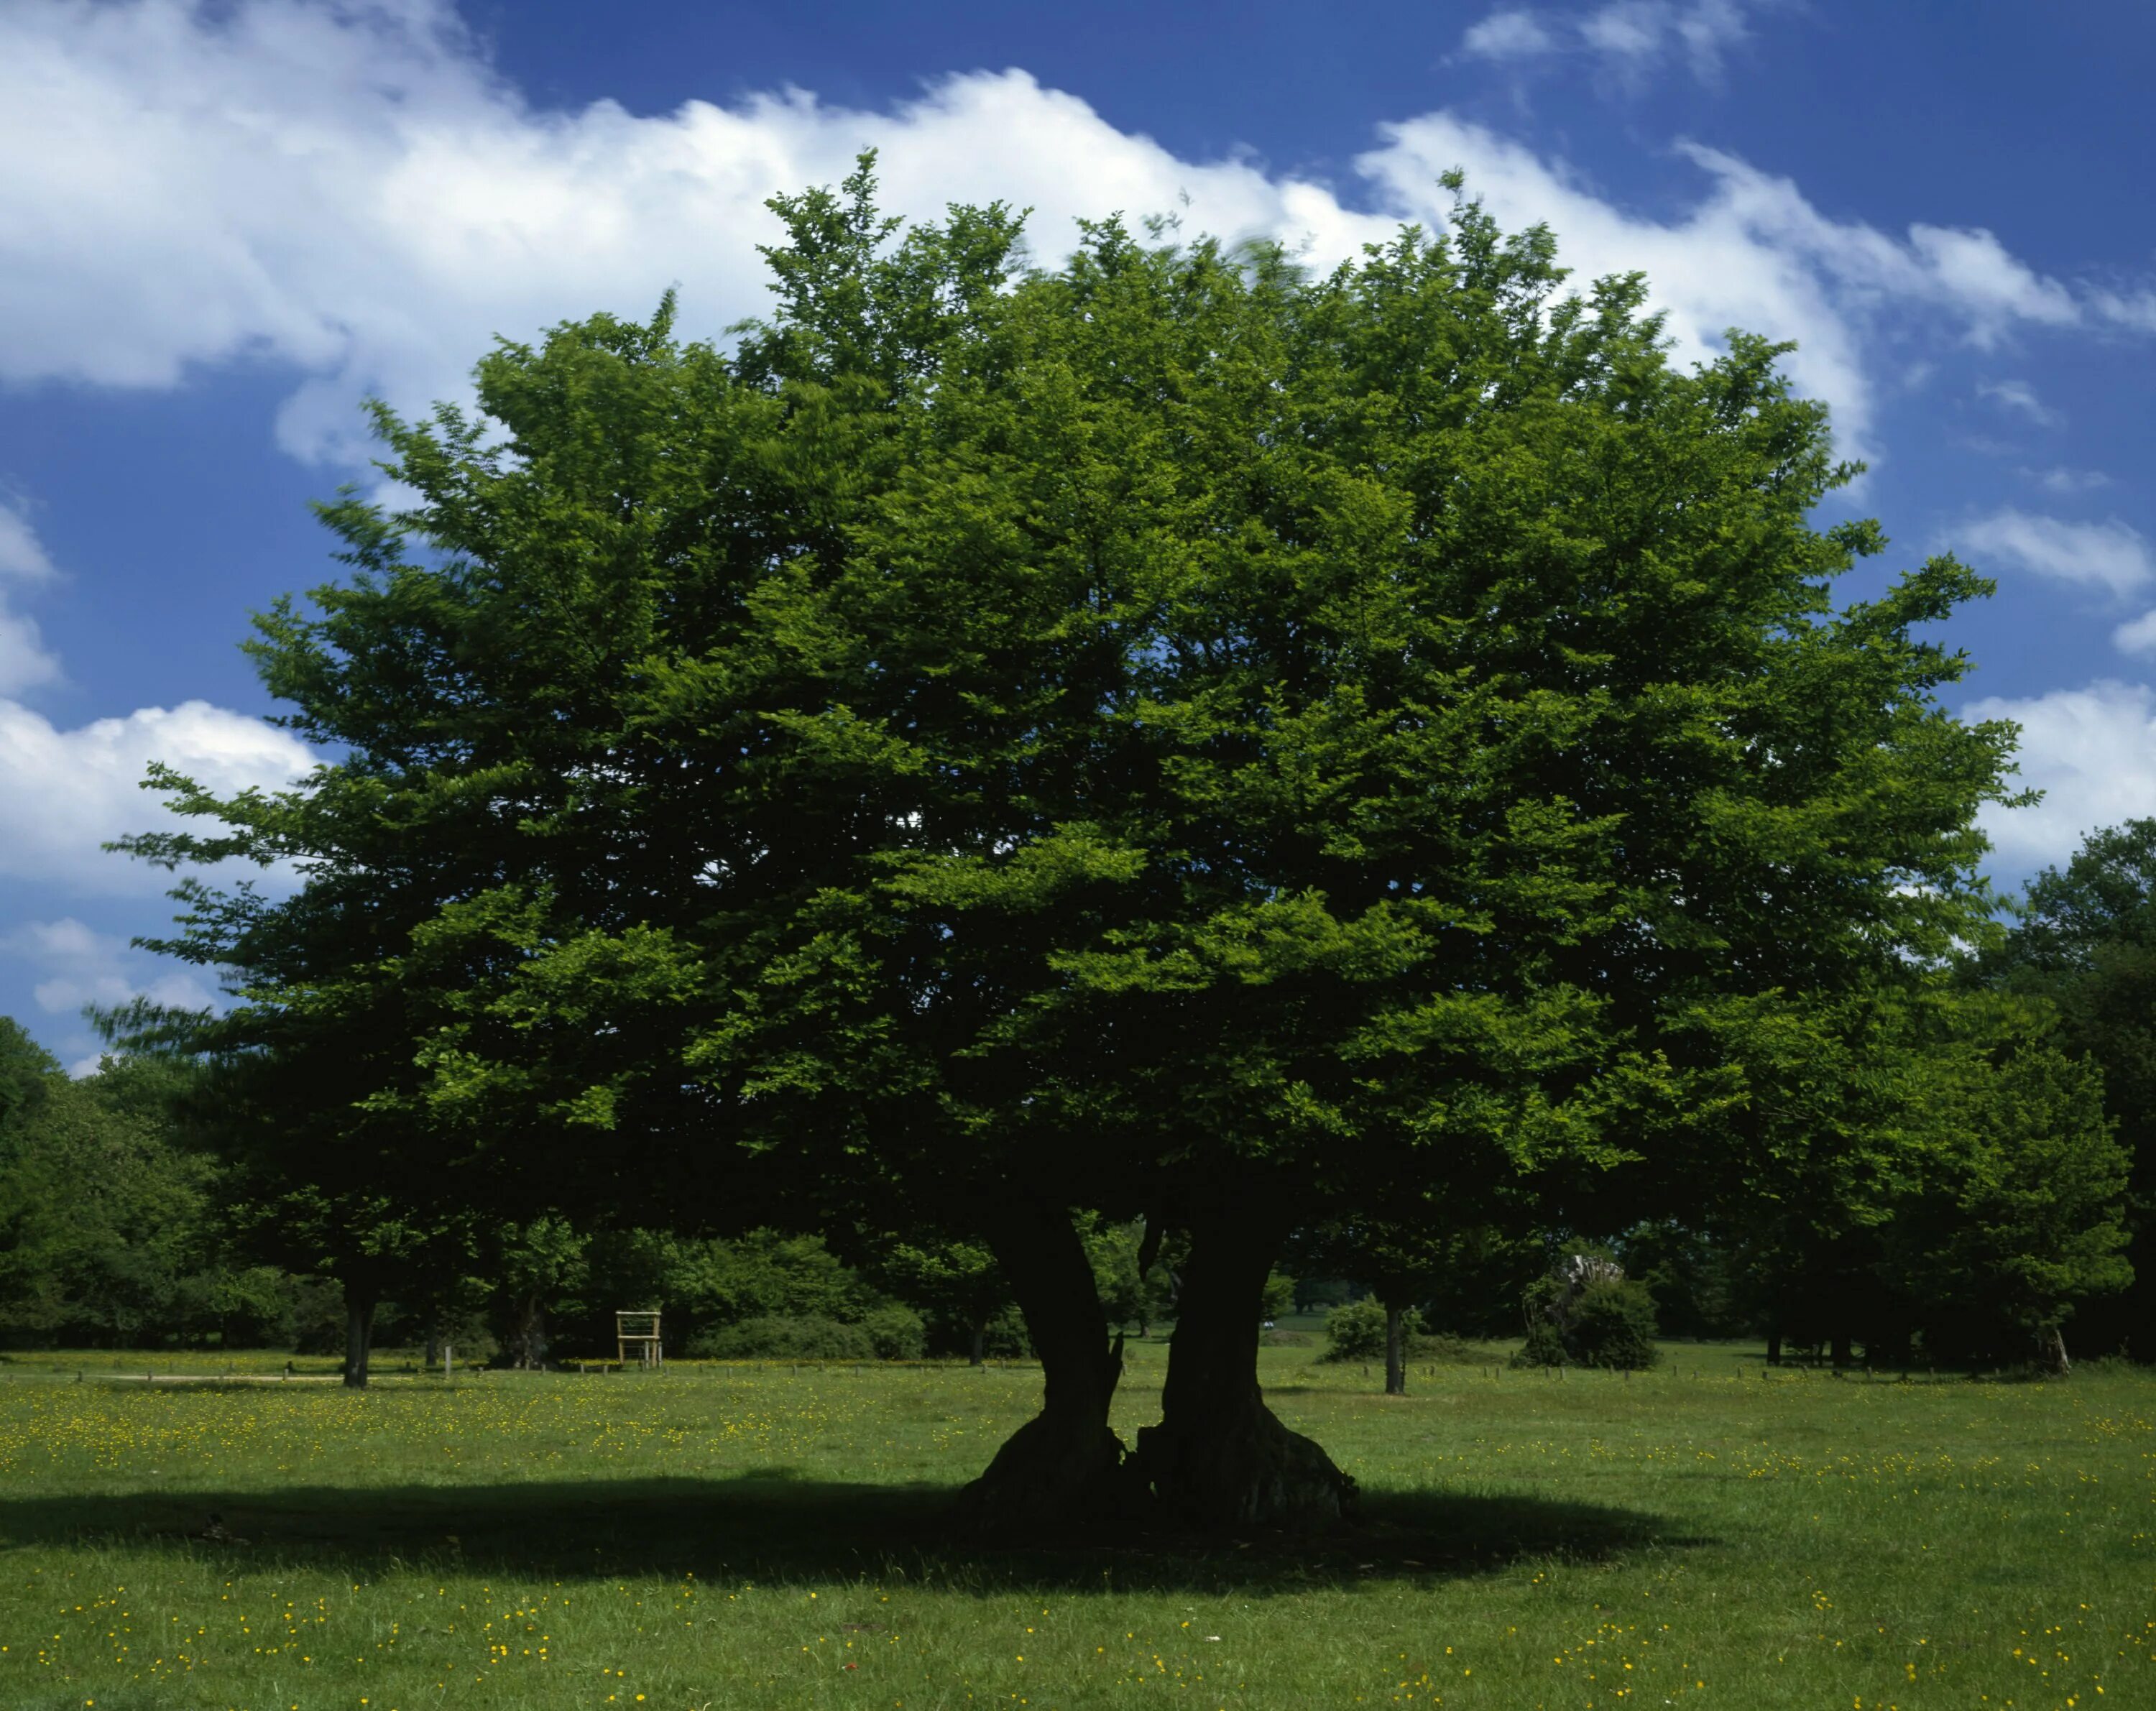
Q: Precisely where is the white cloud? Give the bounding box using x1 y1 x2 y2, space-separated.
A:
0 497 63 696
0 0 2122 486
1979 379 2062 426
1907 229 2078 341
0 0 1389 464
0 0 2132 478
0 916 218 1017
1948 511 2153 601
1462 1 1761 83
1462 9 1560 59
1967 681 2156 874
2113 612 2156 656
1356 125 2111 458
2028 466 2111 494
2092 287 2156 333
0 698 315 893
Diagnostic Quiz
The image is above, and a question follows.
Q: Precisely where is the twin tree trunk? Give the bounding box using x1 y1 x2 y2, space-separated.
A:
1133 1204 1357 1528
954 1201 1133 1535
957 1198 1356 1535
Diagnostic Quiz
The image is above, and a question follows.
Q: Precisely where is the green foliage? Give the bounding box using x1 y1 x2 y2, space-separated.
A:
857 1303 928 1360
0 1017 58 1134
1978 817 2156 1356
686 1315 876 1361
870 1238 1017 1356
105 159 2020 1334
489 1215 590 1368
0 1059 226 1347
1565 1281 1664 1370
1889 1013 2130 1361
1617 1222 1744 1340
573 1227 890 1355
1512 1263 1662 1369
1321 1296 1412 1362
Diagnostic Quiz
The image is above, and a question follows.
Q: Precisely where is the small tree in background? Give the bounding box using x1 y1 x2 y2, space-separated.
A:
875 1238 1018 1365
490 1215 589 1370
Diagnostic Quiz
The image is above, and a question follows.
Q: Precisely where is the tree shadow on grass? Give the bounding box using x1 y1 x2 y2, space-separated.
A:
0 1476 1701 1593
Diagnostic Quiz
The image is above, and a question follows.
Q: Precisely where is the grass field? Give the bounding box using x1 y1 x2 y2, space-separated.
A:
1 1339 2150 1710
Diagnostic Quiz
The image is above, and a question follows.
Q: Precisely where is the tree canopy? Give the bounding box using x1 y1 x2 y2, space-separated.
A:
114 155 2034 1527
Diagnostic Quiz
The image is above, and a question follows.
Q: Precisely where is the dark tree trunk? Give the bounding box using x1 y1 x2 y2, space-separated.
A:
1766 1329 1783 1367
953 1202 1135 1536
342 1287 377 1390
1383 1303 1407 1396
2041 1326 2071 1377
969 1322 986 1368
1830 1333 1852 1370
507 1295 548 1370
1133 1204 1355 1531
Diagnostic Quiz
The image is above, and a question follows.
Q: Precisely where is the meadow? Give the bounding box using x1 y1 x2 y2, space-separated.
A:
0 1339 2150 1710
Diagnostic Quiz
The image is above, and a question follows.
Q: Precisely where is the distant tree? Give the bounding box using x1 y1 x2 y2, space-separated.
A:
1888 1005 2129 1373
0 1018 57 1133
490 1215 589 1369
1291 1213 1538 1394
1978 818 2156 1356
0 1053 220 1347
875 1237 1015 1365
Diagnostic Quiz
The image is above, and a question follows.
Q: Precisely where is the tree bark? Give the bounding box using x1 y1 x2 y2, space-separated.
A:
342 1286 377 1390
1383 1302 1407 1396
507 1294 548 1370
952 1202 1135 1536
1830 1333 1852 1370
1766 1329 1783 1367
1133 1204 1355 1531
2041 1325 2071 1377
968 1322 986 1368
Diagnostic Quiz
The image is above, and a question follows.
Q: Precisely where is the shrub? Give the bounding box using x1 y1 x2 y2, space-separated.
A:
1509 1273 1662 1370
1569 1278 1663 1369
1320 1297 1426 1362
686 1314 875 1361
858 1304 927 1361
1511 1321 1571 1368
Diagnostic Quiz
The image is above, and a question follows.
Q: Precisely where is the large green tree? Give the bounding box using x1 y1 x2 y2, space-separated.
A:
121 160 2019 1529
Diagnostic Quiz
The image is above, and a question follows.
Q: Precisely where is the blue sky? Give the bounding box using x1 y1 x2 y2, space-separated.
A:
1 0 2151 1069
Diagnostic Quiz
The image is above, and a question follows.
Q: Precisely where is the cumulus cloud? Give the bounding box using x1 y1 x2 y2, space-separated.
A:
0 0 2137 474
1461 1 1762 83
0 497 63 696
1948 511 2153 601
0 916 219 1018
0 698 315 893
1968 681 2156 874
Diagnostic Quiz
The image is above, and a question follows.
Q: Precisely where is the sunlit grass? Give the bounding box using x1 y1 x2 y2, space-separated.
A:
1 1338 2150 1707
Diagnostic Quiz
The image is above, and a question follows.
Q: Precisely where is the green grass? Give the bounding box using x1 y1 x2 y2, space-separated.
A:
1 1338 2151 1710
